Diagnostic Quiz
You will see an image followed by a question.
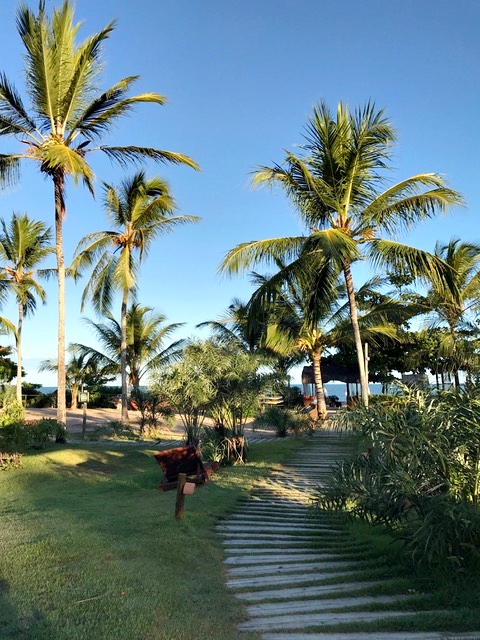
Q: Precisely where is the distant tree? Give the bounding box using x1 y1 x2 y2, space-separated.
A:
71 171 199 421
0 213 53 402
39 350 116 409
70 304 185 393
421 239 480 386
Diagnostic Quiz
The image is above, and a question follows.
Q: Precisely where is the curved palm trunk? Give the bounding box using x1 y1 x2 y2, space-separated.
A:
312 351 328 421
54 174 67 435
16 300 23 404
343 261 369 408
120 291 129 422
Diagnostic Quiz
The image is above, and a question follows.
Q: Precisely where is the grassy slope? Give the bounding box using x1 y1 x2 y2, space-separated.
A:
0 437 306 640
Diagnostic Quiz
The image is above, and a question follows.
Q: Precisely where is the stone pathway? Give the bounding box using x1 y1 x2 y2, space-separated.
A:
217 431 480 640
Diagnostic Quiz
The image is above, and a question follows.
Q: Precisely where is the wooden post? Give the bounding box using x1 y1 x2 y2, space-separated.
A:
175 473 187 520
82 402 87 440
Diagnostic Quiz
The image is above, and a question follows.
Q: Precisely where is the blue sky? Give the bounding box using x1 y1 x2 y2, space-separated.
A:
0 0 478 387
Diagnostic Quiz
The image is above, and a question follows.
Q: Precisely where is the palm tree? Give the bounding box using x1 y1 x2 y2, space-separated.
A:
0 2 198 429
246 254 341 420
422 238 480 386
0 213 53 403
70 304 185 397
71 171 198 421
221 101 463 407
39 349 115 409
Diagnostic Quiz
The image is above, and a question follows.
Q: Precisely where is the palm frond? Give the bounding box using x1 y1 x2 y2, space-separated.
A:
68 77 165 141
97 146 199 170
220 236 305 276
370 239 458 299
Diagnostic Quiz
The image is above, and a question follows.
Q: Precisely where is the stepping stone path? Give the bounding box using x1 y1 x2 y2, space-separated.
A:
217 431 480 640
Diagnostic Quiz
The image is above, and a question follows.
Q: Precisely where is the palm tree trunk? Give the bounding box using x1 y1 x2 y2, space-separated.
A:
16 301 23 404
120 291 129 422
54 174 67 436
342 261 369 407
312 351 327 420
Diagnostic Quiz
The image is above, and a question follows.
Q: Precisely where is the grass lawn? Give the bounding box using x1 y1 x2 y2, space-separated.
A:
0 436 307 640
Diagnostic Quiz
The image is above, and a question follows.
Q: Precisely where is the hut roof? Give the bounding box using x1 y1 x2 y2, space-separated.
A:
302 363 360 385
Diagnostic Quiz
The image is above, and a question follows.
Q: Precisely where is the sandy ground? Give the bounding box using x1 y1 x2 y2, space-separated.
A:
23 406 272 440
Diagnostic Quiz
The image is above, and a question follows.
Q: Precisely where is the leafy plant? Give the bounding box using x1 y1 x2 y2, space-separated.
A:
317 385 480 569
87 420 140 442
130 388 174 437
0 451 22 470
254 405 313 438
0 387 25 426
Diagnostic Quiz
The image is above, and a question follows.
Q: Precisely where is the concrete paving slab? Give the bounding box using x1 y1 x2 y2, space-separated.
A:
247 593 412 616
234 580 388 601
224 552 340 565
238 609 428 631
227 568 357 589
261 633 480 640
227 559 356 576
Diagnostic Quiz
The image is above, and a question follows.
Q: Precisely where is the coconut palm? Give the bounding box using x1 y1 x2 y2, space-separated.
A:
422 238 480 386
70 304 185 396
221 101 463 407
0 2 198 429
39 349 116 409
71 171 198 420
0 213 53 402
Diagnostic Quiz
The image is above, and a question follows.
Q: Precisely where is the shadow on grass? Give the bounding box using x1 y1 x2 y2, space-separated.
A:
0 575 55 640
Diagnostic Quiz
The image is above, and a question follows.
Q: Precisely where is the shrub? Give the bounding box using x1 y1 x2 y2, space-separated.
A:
0 390 25 426
28 419 62 448
87 420 139 441
200 426 228 463
0 451 22 470
254 406 313 437
0 418 61 451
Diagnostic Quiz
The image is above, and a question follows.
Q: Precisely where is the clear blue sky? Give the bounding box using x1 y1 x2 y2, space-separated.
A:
0 0 478 387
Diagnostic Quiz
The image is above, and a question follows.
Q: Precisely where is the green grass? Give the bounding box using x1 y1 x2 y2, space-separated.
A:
0 435 307 640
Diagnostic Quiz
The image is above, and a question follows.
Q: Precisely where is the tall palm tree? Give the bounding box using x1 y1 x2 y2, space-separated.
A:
71 171 198 421
221 101 463 407
70 304 185 397
0 2 198 429
422 238 480 386
0 213 53 403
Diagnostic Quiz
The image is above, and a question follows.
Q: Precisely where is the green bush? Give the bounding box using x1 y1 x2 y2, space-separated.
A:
87 420 139 441
0 451 22 470
254 406 313 437
317 385 480 570
0 391 25 426
0 418 61 451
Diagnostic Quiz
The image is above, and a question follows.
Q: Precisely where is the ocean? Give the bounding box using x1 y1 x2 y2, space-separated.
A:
293 382 383 399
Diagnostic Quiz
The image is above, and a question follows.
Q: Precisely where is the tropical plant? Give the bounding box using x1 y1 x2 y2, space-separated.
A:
221 101 463 407
154 339 270 460
420 238 480 386
71 171 198 421
153 340 217 446
71 304 184 396
198 297 304 389
0 1 198 430
318 385 480 568
0 213 53 402
253 405 312 437
38 349 116 410
130 388 174 437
